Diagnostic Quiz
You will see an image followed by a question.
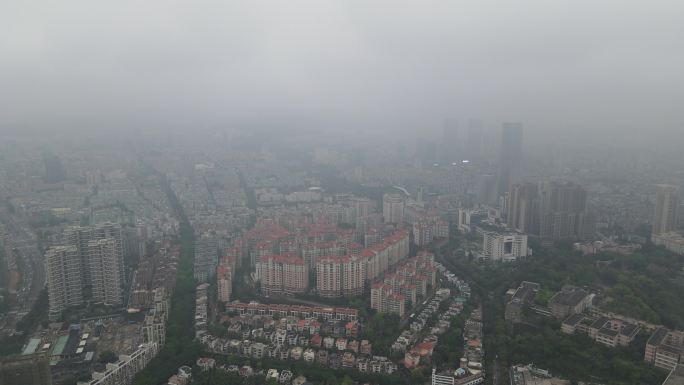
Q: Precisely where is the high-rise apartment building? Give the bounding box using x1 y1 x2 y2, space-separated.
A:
496 122 524 197
87 238 124 306
507 183 540 234
47 223 125 319
653 184 680 235
45 245 83 319
477 174 498 206
539 181 594 240
217 265 233 303
65 223 124 286
370 283 406 317
256 255 309 295
340 256 365 296
316 257 342 298
383 193 405 225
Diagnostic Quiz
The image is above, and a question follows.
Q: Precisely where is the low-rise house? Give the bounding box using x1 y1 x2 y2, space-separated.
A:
239 366 253 377
336 338 348 351
266 369 279 382
252 342 267 359
279 370 293 384
341 352 356 368
357 358 369 372
323 336 335 349
360 340 372 356
303 348 315 363
310 334 322 347
196 357 216 371
316 350 329 365
290 346 303 360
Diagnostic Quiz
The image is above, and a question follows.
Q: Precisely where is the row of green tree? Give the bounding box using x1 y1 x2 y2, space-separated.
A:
132 174 201 385
195 353 413 385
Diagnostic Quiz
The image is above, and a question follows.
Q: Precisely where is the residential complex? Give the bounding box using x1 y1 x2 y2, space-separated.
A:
370 251 438 317
46 223 125 319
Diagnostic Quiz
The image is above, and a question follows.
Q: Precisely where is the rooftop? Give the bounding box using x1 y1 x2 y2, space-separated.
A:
664 365 684 385
550 287 590 307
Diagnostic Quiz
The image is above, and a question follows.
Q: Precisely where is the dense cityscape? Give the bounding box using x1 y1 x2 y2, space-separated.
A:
2 2 684 385
0 121 683 385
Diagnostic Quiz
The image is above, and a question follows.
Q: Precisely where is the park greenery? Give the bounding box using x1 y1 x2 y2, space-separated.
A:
436 238 681 385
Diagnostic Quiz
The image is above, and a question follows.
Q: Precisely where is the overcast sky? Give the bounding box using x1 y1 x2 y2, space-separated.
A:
1 1 683 146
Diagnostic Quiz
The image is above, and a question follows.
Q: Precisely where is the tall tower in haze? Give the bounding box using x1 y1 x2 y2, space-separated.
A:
653 184 679 235
439 119 460 164
496 122 524 198
466 119 483 162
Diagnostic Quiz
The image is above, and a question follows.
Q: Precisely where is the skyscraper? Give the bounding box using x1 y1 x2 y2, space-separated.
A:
507 183 540 234
45 245 83 319
539 181 594 240
466 119 483 162
653 184 680 235
87 238 124 306
496 122 524 197
65 223 124 286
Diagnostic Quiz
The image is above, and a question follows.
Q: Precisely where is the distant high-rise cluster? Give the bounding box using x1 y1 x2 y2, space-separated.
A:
496 122 524 198
506 181 594 241
46 223 125 319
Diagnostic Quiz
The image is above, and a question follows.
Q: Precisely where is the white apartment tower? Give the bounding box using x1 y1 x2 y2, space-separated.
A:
46 245 83 319
481 232 528 262
88 238 124 306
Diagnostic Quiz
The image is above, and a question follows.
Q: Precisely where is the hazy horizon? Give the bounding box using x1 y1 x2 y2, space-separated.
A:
2 1 683 148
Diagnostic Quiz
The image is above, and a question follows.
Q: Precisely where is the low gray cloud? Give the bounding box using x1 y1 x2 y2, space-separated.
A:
1 0 683 145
